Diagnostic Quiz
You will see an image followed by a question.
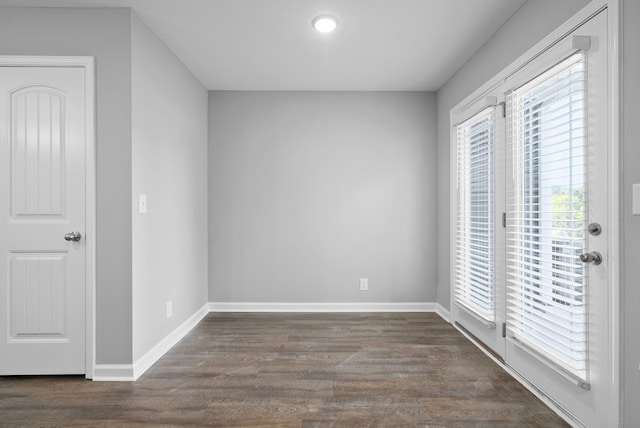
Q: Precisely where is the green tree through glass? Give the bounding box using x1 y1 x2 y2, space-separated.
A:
552 186 584 239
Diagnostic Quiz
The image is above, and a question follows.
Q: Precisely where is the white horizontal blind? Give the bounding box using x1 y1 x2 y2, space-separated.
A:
506 52 587 381
455 107 495 322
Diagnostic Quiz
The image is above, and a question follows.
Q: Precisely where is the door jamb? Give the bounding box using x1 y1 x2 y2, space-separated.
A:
0 56 96 379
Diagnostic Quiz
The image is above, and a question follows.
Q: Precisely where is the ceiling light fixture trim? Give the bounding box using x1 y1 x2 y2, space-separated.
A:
312 15 338 33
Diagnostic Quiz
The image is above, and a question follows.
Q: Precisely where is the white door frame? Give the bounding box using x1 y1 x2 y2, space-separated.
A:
0 56 96 379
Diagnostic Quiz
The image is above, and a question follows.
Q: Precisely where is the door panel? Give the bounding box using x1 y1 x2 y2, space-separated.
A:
11 87 67 219
451 99 506 359
0 67 86 375
9 252 68 341
504 11 611 426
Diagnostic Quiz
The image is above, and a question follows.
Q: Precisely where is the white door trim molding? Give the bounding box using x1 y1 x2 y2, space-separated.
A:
0 55 96 379
607 0 622 425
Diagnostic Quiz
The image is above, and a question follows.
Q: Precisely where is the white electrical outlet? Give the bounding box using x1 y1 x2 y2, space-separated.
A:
139 194 147 214
360 278 368 291
166 300 173 318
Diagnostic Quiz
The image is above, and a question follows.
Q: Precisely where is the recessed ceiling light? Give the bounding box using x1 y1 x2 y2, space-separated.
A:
312 15 337 33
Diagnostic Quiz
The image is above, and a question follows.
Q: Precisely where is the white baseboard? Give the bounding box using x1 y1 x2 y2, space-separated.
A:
93 302 208 382
131 302 209 380
435 303 451 322
92 364 134 381
94 301 445 381
208 301 438 312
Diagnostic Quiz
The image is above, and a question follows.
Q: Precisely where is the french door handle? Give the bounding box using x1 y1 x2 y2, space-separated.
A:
579 251 602 265
64 231 82 242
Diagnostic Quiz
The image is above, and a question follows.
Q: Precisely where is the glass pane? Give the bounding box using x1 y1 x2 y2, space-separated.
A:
455 108 495 322
506 52 587 381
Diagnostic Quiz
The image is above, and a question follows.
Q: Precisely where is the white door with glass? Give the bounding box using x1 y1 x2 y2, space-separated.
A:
453 10 613 426
452 101 505 359
504 11 611 426
0 66 87 374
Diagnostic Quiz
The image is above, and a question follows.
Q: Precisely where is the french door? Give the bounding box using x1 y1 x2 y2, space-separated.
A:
452 10 613 426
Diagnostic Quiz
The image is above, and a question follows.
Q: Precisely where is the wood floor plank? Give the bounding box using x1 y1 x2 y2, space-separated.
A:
0 312 569 427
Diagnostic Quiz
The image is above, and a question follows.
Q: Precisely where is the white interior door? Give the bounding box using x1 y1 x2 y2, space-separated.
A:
503 11 613 426
0 66 86 375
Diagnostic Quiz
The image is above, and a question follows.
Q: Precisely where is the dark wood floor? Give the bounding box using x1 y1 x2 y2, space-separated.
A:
0 312 568 427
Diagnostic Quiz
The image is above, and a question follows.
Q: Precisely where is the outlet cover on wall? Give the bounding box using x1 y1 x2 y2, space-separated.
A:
359 278 368 291
166 300 173 318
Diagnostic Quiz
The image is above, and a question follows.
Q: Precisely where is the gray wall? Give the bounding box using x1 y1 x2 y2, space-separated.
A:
208 91 437 303
435 0 591 310
131 14 208 361
621 0 640 424
0 7 134 364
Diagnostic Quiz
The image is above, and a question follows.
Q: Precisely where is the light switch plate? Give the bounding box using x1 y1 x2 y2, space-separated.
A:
633 184 640 216
139 194 147 214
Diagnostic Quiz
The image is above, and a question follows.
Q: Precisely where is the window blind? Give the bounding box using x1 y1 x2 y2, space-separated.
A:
506 52 588 381
455 107 495 323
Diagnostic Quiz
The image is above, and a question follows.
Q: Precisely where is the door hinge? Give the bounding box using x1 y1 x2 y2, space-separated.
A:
502 322 507 338
500 101 506 118
502 212 506 228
